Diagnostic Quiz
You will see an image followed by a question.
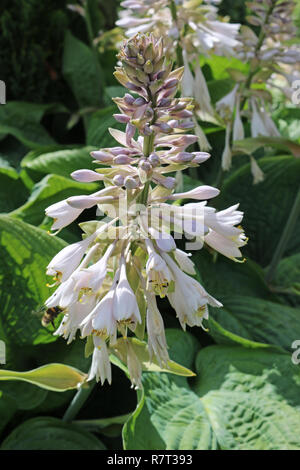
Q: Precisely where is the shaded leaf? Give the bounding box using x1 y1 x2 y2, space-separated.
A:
1 417 105 450
21 146 95 179
0 215 66 346
216 156 300 266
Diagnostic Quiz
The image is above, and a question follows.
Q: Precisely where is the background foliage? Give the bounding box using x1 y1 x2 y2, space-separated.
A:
0 0 299 450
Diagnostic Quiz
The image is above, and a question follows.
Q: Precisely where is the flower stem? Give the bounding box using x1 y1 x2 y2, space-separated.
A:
266 186 300 284
240 2 275 110
169 0 183 66
62 381 96 423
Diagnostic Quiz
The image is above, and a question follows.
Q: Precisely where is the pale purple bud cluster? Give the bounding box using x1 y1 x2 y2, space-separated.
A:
238 0 300 66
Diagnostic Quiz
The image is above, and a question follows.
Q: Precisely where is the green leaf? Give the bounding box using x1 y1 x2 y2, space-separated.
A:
194 346 300 449
10 174 98 226
207 78 234 104
0 381 48 411
202 55 249 80
206 316 271 349
111 336 196 377
208 296 300 352
0 391 17 434
217 156 300 266
193 250 272 301
124 345 300 450
85 0 104 37
276 108 300 141
271 253 300 306
75 414 131 438
0 363 87 392
63 31 103 116
0 215 66 346
0 102 58 148
1 417 106 450
0 167 29 212
21 146 95 179
87 106 123 146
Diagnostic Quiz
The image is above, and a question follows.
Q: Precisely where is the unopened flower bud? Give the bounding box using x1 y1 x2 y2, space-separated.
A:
71 169 104 183
124 176 138 189
113 155 132 164
124 93 135 105
134 97 147 106
148 153 160 167
114 114 130 123
113 174 125 186
171 152 194 162
164 78 179 89
91 151 113 162
144 60 153 74
139 160 152 172
158 98 172 108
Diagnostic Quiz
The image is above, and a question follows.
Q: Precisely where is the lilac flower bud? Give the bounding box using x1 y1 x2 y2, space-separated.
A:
110 147 135 156
174 110 194 119
133 97 147 106
178 121 194 129
158 98 172 108
148 153 160 167
91 151 113 162
171 152 194 162
124 176 138 189
152 174 176 189
164 79 179 89
153 122 172 133
126 122 136 146
192 152 211 164
113 155 132 164
139 160 152 172
124 93 135 105
168 120 179 128
113 114 130 123
126 82 143 93
113 174 125 186
71 170 104 183
159 86 177 99
143 125 152 136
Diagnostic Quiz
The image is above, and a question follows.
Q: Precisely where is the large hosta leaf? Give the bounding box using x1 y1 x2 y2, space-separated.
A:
1 417 105 450
271 253 300 307
193 250 273 301
0 167 29 212
87 106 123 147
0 391 17 434
216 156 300 266
123 345 300 450
207 296 300 352
0 102 58 148
63 31 103 130
21 147 95 179
0 215 66 345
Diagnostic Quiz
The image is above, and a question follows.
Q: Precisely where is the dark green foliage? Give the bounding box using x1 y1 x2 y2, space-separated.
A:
0 0 70 103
